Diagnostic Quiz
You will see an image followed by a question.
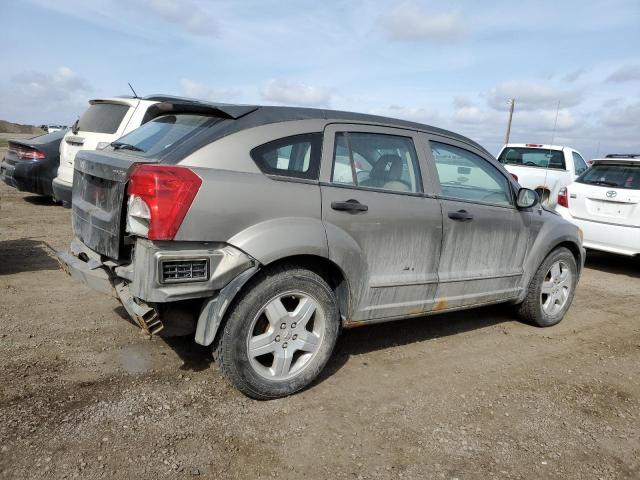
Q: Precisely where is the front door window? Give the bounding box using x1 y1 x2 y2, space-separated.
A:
431 141 512 206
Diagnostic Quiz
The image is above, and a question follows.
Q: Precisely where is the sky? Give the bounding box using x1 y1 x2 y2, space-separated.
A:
0 0 639 158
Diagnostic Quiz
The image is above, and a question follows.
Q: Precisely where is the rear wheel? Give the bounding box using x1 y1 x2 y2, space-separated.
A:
213 266 340 399
517 247 577 327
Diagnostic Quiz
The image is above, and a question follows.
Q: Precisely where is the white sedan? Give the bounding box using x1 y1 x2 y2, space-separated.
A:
555 155 640 256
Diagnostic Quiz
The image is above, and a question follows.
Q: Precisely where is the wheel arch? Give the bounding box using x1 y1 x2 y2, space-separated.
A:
552 240 583 274
515 232 584 305
195 253 352 347
261 254 352 325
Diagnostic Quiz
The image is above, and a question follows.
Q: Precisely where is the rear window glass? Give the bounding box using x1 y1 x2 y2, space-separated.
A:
77 103 130 134
250 133 322 180
578 163 640 190
109 114 221 157
498 147 566 170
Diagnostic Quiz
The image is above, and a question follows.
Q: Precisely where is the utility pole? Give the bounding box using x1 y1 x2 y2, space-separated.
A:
504 98 515 145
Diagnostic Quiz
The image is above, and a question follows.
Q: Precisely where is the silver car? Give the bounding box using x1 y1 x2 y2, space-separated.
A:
57 99 585 399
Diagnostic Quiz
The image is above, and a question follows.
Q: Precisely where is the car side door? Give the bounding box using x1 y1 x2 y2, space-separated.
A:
423 135 530 309
319 124 444 322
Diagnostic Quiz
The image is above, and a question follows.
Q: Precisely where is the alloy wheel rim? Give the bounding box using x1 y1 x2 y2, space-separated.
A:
246 291 325 381
540 260 572 316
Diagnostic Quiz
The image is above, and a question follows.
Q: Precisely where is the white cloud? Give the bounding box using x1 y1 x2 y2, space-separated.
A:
0 66 91 124
602 101 640 128
11 66 91 101
563 67 586 83
453 106 496 125
260 79 331 107
606 64 640 83
368 105 441 124
380 3 464 43
179 78 240 102
453 96 475 109
486 81 582 111
146 0 219 37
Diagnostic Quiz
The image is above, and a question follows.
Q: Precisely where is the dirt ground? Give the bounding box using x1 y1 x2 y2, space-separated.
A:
1 139 639 479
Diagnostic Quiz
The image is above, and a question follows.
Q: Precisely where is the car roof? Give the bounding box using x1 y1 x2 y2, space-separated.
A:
604 154 640 159
502 143 567 150
592 157 640 164
145 99 493 157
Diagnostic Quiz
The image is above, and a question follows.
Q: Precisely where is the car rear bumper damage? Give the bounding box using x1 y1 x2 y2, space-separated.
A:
56 237 259 342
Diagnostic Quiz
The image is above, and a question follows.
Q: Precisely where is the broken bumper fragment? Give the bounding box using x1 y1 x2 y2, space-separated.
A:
56 249 114 297
56 237 258 342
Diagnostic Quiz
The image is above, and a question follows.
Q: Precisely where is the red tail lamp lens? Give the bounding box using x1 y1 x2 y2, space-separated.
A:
127 164 201 240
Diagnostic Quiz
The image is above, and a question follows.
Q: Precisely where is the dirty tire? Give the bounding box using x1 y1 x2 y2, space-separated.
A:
517 247 577 327
213 266 340 400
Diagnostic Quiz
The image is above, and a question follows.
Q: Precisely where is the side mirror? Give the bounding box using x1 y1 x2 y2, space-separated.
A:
517 188 539 209
71 119 79 135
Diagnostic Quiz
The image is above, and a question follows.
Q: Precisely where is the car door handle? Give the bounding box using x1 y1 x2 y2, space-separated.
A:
331 199 368 213
448 209 474 221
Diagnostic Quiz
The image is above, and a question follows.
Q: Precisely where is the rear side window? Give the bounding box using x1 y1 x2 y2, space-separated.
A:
498 147 566 170
77 103 130 134
578 164 640 189
251 133 322 180
331 132 422 193
572 152 588 175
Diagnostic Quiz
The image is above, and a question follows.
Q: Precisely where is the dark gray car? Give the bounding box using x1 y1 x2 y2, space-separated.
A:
57 100 585 399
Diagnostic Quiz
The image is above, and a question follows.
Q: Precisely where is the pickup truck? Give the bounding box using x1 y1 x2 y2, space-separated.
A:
496 143 589 208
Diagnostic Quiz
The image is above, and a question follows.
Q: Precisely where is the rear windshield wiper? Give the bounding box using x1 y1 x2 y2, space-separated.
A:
112 142 144 152
586 180 618 187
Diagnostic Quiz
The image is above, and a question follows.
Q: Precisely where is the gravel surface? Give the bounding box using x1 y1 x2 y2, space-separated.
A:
1 152 639 479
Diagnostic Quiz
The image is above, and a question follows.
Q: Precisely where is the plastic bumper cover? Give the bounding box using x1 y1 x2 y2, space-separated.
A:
56 249 115 296
52 177 72 205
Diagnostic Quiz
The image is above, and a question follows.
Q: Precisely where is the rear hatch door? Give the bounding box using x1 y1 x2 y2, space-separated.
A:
59 100 136 180
568 162 640 227
72 150 156 259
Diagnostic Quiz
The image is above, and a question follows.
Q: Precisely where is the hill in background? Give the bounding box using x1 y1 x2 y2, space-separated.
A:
0 120 44 135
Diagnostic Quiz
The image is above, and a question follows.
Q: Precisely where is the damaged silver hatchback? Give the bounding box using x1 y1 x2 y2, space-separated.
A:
57 99 585 399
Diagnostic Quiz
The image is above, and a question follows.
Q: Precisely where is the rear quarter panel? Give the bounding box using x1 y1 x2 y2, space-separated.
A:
176 120 330 263
175 168 326 262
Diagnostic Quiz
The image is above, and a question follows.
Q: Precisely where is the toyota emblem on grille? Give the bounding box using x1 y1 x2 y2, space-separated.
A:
606 190 617 198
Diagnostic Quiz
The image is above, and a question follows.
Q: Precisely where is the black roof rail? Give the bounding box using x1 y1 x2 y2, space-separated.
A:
605 154 640 158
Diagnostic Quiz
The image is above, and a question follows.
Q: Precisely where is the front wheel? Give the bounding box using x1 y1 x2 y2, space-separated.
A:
517 247 578 327
213 266 340 399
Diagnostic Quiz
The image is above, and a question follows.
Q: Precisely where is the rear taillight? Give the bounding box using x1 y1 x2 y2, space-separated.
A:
510 173 519 182
126 164 202 240
9 143 45 160
558 187 569 208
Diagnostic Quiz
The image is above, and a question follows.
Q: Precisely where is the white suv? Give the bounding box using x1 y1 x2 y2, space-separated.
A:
555 155 640 256
497 143 589 207
52 95 179 205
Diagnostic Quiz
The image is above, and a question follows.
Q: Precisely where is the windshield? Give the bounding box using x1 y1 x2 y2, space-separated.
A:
578 163 640 190
498 147 566 170
109 114 220 157
78 103 130 134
